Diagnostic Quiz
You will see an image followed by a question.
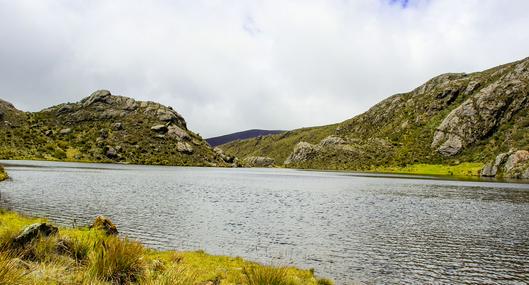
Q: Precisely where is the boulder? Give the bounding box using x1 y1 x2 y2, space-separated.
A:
89 216 118 235
176 142 194 154
285 142 321 164
13 223 58 246
167 125 190 140
111 122 124 131
151 125 168 133
105 146 118 158
480 150 529 178
319 136 346 147
59 128 72 135
243 156 275 167
81 90 112 107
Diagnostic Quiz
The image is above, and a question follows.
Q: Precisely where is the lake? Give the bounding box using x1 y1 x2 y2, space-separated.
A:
1 160 529 284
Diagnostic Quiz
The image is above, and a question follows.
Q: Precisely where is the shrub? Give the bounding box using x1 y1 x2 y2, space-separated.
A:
317 278 334 285
87 236 146 284
243 265 295 285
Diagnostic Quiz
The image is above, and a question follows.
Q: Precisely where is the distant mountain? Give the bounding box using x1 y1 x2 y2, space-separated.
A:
220 57 529 179
206 129 285 147
0 90 232 166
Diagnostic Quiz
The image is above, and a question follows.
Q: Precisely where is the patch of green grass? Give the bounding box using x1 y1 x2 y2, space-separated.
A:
370 163 484 177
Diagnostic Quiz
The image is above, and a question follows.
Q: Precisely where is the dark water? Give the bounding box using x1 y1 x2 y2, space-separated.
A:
1 160 529 284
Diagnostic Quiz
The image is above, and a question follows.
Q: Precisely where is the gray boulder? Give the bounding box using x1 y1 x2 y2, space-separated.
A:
176 142 193 154
243 156 275 167
167 125 190 140
13 223 58 246
481 150 529 178
59 128 72 135
81 90 112 107
285 142 321 164
111 122 124 131
151 124 168 133
105 146 118 158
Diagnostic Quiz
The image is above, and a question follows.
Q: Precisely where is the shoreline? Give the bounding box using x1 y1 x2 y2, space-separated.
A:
2 156 485 178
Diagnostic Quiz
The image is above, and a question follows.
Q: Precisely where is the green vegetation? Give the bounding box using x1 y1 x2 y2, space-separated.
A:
370 163 484 177
0 166 6 181
0 210 331 284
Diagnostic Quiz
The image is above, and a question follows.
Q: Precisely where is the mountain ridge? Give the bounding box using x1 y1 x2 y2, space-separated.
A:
206 129 285 147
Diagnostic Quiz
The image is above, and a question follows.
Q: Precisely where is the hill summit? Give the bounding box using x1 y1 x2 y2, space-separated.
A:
0 90 231 166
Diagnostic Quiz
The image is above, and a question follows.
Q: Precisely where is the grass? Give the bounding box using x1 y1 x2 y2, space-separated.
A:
370 163 484 177
0 166 7 181
0 210 331 285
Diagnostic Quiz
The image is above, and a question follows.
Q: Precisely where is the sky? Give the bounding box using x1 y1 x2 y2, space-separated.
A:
1 0 528 138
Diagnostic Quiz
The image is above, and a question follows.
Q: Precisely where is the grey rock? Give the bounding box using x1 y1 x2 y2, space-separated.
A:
285 142 321 164
167 125 190 140
59 128 72 135
243 156 275 167
481 150 529 178
13 223 58 246
99 129 108 139
106 146 118 158
111 122 123 131
151 124 168 133
44 130 53 136
319 136 346 147
177 142 193 154
81 90 112 107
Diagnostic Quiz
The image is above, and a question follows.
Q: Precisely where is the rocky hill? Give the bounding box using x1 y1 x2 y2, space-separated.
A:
220 57 529 178
0 90 230 166
206 129 285 147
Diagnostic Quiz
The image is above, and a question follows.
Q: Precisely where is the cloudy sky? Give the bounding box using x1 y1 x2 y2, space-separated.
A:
1 0 528 137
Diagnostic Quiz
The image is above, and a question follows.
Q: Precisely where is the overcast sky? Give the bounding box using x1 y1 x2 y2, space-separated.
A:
1 0 528 137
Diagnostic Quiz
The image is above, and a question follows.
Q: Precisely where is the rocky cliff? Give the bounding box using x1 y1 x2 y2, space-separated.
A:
0 90 230 166
221 57 529 178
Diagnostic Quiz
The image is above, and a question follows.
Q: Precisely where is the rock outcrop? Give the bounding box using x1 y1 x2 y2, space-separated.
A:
481 150 529 179
432 59 529 156
284 142 321 165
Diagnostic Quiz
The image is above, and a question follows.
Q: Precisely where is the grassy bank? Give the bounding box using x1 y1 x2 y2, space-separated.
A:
0 210 331 285
0 166 7 181
369 163 484 177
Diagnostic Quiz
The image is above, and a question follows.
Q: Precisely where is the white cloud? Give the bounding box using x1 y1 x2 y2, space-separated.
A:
0 0 528 137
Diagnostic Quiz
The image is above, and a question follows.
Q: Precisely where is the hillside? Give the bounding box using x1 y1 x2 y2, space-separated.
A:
220 57 529 178
0 90 230 166
206 129 285 147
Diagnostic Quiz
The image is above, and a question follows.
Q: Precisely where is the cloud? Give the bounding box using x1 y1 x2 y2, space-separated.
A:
0 0 528 137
